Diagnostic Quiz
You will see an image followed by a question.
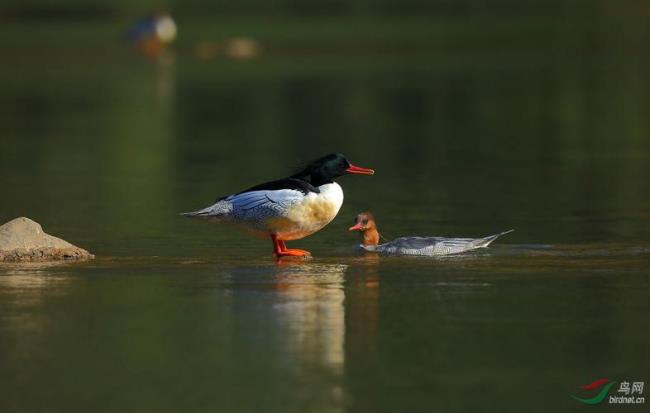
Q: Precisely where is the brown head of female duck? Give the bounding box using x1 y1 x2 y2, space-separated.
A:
349 212 382 246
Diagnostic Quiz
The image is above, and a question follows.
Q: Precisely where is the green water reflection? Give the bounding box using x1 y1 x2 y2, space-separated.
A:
1 250 648 412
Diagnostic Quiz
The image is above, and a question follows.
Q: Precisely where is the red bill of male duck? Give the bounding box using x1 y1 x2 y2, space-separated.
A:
182 153 374 258
349 212 513 256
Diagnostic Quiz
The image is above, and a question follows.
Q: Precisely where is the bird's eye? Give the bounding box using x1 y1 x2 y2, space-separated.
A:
362 219 368 225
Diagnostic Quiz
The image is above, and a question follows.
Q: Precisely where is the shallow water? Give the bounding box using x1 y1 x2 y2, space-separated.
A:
2 15 650 412
2 245 649 412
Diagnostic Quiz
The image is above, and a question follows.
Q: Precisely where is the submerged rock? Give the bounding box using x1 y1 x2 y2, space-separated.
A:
0 217 93 263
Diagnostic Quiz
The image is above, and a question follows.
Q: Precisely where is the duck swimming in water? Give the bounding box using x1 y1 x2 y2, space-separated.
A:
182 153 374 258
349 212 513 256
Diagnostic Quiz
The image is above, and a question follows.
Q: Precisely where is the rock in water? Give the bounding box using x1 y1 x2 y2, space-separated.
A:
0 217 93 262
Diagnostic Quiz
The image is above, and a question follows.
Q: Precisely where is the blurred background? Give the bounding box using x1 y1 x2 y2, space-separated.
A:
1 0 649 255
1 2 650 412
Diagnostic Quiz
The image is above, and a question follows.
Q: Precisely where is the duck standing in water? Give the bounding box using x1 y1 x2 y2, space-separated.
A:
182 154 374 257
349 212 513 256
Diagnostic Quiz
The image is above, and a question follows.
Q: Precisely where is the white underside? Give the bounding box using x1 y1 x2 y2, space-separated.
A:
217 182 344 240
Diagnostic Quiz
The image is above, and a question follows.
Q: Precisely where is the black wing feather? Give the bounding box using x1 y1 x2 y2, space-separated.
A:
212 178 318 203
236 178 319 196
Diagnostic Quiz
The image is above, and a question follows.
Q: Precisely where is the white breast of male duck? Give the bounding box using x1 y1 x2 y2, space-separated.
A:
270 182 344 240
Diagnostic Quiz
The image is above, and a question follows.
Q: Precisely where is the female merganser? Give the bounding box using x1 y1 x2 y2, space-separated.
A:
349 212 513 256
182 153 375 257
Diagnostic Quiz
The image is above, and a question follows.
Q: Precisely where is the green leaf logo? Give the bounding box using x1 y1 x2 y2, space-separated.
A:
572 379 617 405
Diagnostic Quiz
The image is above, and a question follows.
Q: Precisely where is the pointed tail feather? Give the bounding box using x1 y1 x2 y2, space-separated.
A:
180 201 232 219
474 229 515 248
180 209 225 219
180 210 209 218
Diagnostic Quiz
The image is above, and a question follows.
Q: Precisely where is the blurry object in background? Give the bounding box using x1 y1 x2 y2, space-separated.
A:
193 37 261 61
193 41 220 60
225 37 260 59
126 13 177 59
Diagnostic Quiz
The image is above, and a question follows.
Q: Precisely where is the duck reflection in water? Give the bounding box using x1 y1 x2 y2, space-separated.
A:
270 262 347 371
274 259 381 411
344 255 380 359
220 258 381 409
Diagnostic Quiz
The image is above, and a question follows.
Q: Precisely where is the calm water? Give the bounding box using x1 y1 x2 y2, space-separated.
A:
1 16 650 412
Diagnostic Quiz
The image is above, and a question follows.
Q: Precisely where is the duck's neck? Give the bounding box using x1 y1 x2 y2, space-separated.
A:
291 170 332 188
362 228 380 246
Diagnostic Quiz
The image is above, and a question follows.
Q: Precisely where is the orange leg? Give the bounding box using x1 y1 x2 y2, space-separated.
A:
271 234 311 257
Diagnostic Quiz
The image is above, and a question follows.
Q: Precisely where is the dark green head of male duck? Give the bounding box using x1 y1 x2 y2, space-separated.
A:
293 153 375 186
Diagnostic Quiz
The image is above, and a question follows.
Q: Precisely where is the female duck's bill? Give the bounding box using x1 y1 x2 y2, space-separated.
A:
349 211 514 256
349 212 381 247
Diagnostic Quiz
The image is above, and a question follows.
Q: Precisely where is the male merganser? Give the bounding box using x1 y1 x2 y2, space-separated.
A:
182 154 375 257
349 212 513 256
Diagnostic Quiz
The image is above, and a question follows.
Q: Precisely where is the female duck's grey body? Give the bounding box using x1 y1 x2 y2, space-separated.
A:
360 231 514 256
349 212 513 256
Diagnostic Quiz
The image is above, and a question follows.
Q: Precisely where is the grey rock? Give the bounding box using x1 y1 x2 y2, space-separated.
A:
0 217 93 262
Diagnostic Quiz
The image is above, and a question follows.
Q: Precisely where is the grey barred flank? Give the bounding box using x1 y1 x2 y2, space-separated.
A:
361 230 514 256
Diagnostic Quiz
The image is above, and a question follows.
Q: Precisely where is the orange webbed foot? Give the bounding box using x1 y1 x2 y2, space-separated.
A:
276 248 311 257
271 234 312 259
